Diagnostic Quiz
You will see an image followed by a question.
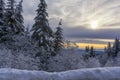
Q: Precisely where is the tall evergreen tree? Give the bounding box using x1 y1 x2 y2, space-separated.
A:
0 0 11 42
15 0 24 24
113 37 119 57
31 0 53 53
31 0 54 70
5 0 15 32
89 46 95 57
31 0 53 49
5 0 24 34
85 46 89 52
15 0 24 33
0 0 4 25
54 19 64 54
106 42 113 57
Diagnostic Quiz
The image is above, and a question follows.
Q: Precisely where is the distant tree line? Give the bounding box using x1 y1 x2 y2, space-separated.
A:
105 37 120 58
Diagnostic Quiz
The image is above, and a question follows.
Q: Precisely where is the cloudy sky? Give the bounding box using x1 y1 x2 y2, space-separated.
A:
15 0 120 47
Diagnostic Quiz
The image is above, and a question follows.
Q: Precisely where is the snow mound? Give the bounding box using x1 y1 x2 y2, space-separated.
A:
0 67 120 80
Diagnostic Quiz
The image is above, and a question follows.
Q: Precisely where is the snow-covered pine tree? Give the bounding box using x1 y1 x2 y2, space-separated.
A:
5 0 24 34
106 42 113 57
5 0 16 33
16 0 23 24
54 19 64 54
31 0 53 70
0 0 11 42
0 0 5 25
89 46 95 57
113 37 119 57
15 0 24 33
31 0 53 52
85 46 89 52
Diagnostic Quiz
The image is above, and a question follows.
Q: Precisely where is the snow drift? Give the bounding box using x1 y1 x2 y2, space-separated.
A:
0 67 120 80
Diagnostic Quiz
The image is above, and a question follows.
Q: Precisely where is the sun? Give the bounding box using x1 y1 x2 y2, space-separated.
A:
90 21 99 30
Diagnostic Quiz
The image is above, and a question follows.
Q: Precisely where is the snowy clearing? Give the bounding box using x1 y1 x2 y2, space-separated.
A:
0 67 120 80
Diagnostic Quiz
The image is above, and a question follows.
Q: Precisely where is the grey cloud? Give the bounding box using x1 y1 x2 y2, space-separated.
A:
21 0 120 42
63 26 120 39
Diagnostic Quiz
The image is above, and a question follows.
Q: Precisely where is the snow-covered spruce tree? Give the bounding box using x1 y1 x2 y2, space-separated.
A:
15 0 24 33
5 0 24 34
31 0 53 50
0 0 5 25
15 0 23 23
106 42 114 57
85 46 89 52
89 46 95 57
54 19 64 55
0 0 12 43
31 0 53 70
112 37 119 57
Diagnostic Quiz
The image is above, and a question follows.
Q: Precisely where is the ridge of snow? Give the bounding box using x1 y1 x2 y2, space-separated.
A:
0 67 120 80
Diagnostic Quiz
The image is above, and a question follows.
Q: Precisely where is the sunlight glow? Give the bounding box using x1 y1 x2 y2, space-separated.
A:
90 21 99 30
50 0 120 30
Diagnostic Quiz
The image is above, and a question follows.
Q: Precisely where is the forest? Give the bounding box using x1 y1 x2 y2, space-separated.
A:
0 0 120 72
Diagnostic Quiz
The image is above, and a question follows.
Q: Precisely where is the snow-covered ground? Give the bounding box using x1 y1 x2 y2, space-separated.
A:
0 67 120 80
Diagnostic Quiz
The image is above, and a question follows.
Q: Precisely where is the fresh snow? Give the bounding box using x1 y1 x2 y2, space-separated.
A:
0 67 120 80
